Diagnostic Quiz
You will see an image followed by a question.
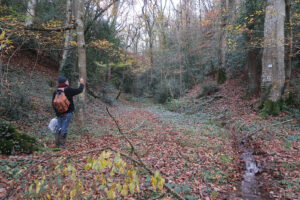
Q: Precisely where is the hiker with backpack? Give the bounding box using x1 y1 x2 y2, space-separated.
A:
52 76 85 148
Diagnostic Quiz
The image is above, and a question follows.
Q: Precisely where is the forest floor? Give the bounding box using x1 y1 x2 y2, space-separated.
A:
0 52 299 199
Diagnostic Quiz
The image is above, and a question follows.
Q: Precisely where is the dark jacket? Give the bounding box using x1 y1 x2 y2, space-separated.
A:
52 83 84 117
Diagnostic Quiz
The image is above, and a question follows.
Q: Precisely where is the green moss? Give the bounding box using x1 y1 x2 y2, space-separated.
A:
0 120 39 155
217 68 226 84
260 100 284 117
0 139 14 154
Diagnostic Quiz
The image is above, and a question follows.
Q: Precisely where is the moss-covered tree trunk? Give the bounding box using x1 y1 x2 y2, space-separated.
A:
261 0 286 102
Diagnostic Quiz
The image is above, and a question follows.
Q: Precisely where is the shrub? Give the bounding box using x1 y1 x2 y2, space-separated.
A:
165 99 188 113
0 120 39 155
153 84 170 104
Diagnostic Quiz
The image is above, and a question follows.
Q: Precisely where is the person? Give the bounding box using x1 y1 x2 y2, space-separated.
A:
52 76 85 148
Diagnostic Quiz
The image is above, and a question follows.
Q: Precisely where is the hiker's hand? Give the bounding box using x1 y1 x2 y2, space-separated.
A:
80 78 84 84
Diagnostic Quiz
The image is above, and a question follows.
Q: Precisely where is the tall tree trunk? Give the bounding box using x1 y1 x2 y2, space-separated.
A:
247 48 261 95
60 0 72 73
218 0 227 70
283 0 292 100
25 0 36 26
217 0 229 84
75 0 87 123
261 0 286 102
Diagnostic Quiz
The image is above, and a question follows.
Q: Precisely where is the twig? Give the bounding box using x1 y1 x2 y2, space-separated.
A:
242 119 293 141
106 107 186 200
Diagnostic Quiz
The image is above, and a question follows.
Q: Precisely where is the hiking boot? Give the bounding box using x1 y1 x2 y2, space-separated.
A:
59 133 67 149
55 133 60 148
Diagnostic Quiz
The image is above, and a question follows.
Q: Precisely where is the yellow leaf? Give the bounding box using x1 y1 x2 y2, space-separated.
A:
273 84 277 89
129 182 135 194
84 163 91 170
70 189 77 200
106 188 116 199
154 170 160 178
36 181 41 194
121 184 128 196
151 177 157 191
110 166 115 176
158 177 165 191
117 183 122 193
46 193 51 199
136 184 140 193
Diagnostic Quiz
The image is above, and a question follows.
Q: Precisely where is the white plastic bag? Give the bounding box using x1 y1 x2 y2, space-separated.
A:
48 118 58 133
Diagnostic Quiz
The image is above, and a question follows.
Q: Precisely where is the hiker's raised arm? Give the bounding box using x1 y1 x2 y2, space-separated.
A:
69 80 84 96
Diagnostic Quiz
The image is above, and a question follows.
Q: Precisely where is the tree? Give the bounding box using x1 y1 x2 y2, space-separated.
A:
25 0 36 26
243 0 265 95
217 0 236 84
261 0 286 106
141 0 157 68
283 0 293 99
59 0 72 73
75 0 87 123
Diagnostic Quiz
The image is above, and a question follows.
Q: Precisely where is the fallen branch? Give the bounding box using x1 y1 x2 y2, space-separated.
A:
25 24 76 32
106 107 186 200
115 90 122 100
242 119 294 141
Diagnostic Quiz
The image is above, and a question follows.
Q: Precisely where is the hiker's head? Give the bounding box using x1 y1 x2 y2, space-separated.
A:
58 76 69 86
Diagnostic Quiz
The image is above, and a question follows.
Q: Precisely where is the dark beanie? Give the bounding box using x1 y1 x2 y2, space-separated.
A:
58 76 68 84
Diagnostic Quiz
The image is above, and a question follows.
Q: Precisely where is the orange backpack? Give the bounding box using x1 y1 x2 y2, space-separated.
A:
53 88 70 113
